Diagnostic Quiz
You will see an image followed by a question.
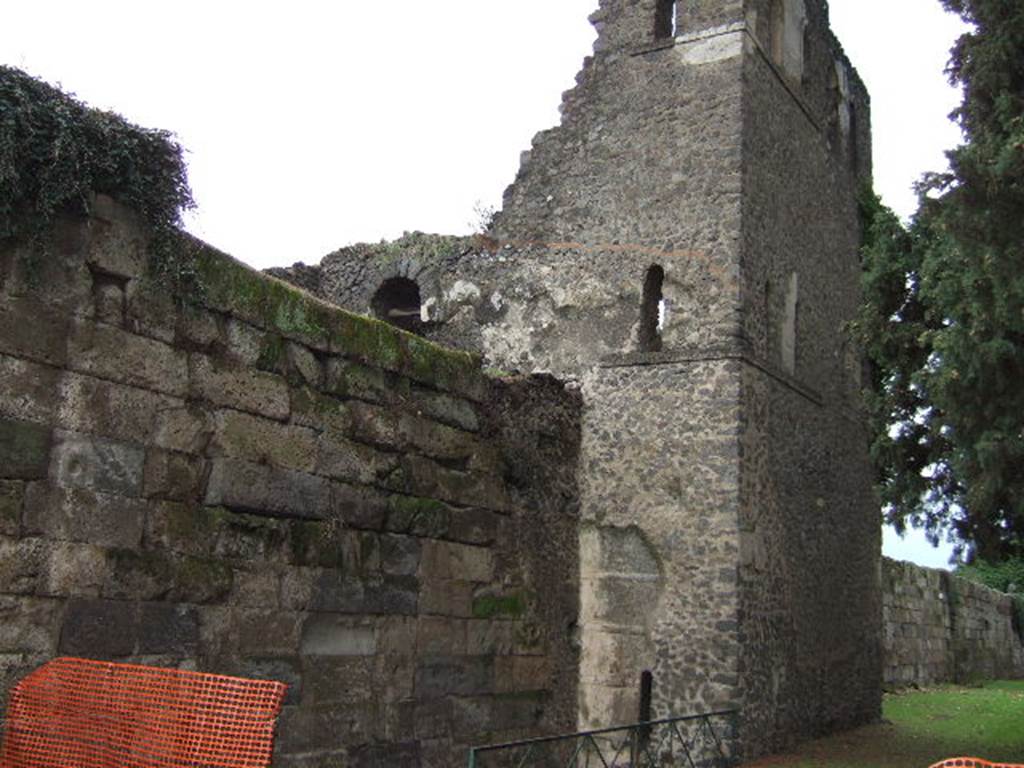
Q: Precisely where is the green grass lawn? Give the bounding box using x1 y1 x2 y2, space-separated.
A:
742 682 1024 768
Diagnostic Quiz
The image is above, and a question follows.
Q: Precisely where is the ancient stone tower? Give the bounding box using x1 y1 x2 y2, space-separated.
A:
276 0 882 757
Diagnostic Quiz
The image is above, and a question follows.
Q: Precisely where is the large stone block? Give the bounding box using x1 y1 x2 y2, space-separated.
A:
56 372 180 444
138 602 199 655
0 595 62 654
209 410 318 473
102 548 233 604
204 458 333 519
413 388 480 432
0 536 47 595
289 386 350 434
59 598 137 658
0 296 69 366
380 535 421 577
42 541 109 598
152 403 212 455
142 449 205 502
332 483 388 531
190 354 290 421
300 616 378 657
347 401 484 465
310 572 418 616
276 702 381 754
415 655 494 698
235 609 303 656
124 280 178 344
0 354 60 424
49 431 143 497
0 480 23 536
0 418 51 480
68 319 187 396
87 194 147 279
23 483 145 548
390 455 512 512
384 495 452 539
316 434 400 487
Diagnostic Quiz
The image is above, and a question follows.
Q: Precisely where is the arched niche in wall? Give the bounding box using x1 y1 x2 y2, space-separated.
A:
371 276 423 334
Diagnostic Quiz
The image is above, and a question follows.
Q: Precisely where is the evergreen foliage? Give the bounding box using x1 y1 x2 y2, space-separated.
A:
0 66 193 264
855 0 1024 561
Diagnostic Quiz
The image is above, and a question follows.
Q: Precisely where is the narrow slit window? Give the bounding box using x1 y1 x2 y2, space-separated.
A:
639 265 665 353
654 0 677 39
638 670 654 751
371 277 422 334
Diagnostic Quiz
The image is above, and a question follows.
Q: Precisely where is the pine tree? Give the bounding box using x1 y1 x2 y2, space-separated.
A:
857 0 1024 561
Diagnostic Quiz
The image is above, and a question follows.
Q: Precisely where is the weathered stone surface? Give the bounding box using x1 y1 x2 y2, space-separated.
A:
415 655 494 698
384 495 452 539
124 280 178 343
413 388 480 432
389 455 512 512
301 616 378 656
0 595 62 654
23 484 145 548
0 417 51 480
420 540 494 583
59 598 137 657
56 372 180 444
103 548 233 604
0 480 23 536
0 296 68 366
347 401 482 465
0 536 47 595
142 449 205 502
49 431 143 497
204 458 332 519
87 194 147 279
190 353 290 421
92 278 125 325
42 541 109 597
332 483 388 531
152 403 211 455
311 572 419 617
68 319 187 396
177 308 222 350
0 354 60 424
209 409 318 473
276 702 380 754
380 534 421 577
235 609 303 656
138 602 199 655
316 433 399 487
289 385 350 433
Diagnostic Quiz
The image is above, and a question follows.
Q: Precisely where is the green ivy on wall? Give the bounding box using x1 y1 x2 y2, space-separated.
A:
0 66 194 288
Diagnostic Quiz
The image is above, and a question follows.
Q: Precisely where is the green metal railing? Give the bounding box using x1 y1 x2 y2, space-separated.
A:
467 709 737 768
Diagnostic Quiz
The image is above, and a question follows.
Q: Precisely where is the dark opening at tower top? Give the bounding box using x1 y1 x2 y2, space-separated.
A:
655 0 678 39
371 277 422 334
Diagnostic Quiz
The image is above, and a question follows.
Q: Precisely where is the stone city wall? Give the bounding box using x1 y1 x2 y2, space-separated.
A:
0 198 582 767
882 557 1024 688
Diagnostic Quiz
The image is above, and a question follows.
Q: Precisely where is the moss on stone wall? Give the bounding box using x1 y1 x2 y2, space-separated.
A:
472 593 527 619
176 236 484 397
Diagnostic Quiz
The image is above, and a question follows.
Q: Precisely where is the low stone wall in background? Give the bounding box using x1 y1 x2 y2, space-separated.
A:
882 557 1024 688
0 198 582 767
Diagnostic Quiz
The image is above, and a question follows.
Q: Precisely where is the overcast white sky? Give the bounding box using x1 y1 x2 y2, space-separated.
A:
1 1 969 568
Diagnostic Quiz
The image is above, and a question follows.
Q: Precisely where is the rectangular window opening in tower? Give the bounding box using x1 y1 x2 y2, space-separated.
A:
655 0 678 39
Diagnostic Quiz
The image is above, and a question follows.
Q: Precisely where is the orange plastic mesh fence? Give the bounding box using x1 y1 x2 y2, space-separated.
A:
929 759 1024 768
0 657 287 768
